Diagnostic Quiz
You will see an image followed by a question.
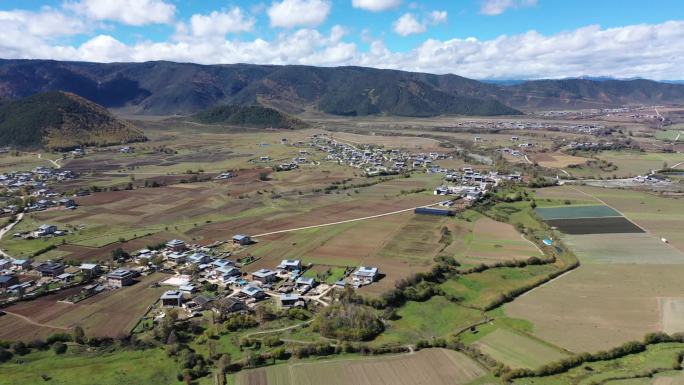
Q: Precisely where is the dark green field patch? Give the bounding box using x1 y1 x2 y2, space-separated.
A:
535 205 620 220
546 217 644 234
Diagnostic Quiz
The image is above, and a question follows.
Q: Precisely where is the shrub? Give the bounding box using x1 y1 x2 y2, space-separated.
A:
0 347 13 362
52 342 67 354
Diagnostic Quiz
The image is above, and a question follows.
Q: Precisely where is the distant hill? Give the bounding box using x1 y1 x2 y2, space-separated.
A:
191 104 309 129
496 78 684 109
0 91 146 150
0 59 683 115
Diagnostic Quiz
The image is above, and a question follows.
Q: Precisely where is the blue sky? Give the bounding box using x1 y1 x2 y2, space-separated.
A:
1 0 683 79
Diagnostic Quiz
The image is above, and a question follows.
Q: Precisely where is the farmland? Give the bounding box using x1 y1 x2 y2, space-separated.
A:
0 273 166 340
232 348 487 385
506 264 684 352
472 328 569 369
562 233 684 264
441 212 543 265
2 102 684 385
571 186 684 253
562 151 684 178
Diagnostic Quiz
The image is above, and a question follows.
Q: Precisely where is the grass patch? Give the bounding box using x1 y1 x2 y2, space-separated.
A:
375 296 484 345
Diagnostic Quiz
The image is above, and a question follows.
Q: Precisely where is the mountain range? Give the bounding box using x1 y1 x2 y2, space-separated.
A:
1 59 684 117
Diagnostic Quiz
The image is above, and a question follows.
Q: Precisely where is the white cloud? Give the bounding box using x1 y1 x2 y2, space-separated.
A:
67 0 176 26
351 0 402 12
177 8 255 39
393 13 425 36
2 16 684 81
393 10 447 36
268 0 331 28
481 0 537 16
429 10 448 24
0 8 87 38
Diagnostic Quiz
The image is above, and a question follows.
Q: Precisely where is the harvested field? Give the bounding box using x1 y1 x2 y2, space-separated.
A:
473 328 569 369
0 312 65 341
56 232 181 263
532 186 599 203
506 265 684 352
330 132 443 150
660 298 684 334
545 217 644 234
2 274 167 340
233 348 486 385
535 205 620 220
530 152 588 168
562 233 684 264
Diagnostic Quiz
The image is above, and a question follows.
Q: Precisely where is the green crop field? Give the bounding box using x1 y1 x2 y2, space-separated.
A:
535 205 621 220
655 129 684 142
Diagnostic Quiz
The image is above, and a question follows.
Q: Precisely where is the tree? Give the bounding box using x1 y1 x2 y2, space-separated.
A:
72 325 86 344
0 347 13 362
11 341 28 356
52 342 67 354
111 247 130 261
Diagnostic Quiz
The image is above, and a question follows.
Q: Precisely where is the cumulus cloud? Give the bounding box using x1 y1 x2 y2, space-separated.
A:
392 10 447 36
268 0 331 28
351 0 402 12
66 0 175 26
1 14 684 81
393 13 425 36
481 0 537 16
0 8 87 38
176 8 255 39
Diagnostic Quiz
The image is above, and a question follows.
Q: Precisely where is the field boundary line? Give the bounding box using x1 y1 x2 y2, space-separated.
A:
542 215 624 220
252 202 441 238
515 267 577 299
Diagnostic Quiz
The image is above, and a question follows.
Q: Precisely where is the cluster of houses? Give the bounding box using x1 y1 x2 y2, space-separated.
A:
126 236 383 317
307 135 449 176
0 259 85 298
451 119 605 136
0 167 77 191
434 167 522 201
564 141 627 151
